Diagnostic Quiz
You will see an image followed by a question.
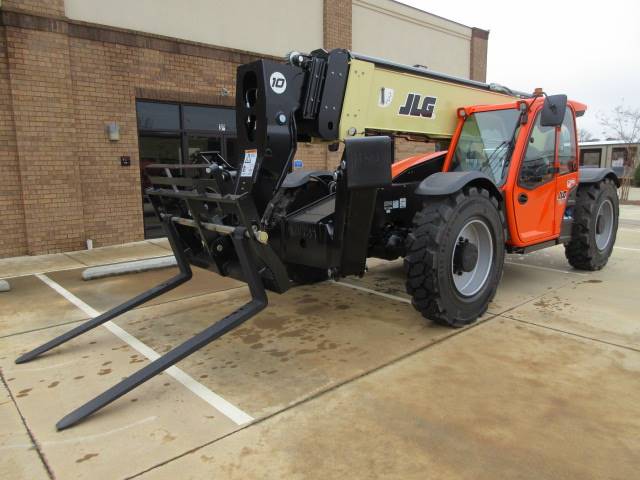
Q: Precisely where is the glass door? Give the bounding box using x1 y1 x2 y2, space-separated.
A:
187 135 223 164
139 135 181 238
136 100 237 238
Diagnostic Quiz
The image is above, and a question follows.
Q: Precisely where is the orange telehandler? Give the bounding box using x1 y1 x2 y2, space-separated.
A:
17 49 619 429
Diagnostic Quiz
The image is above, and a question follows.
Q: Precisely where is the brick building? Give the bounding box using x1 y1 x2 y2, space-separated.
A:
0 0 489 257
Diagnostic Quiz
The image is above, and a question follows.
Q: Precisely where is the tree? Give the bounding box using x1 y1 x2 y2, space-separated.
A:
578 128 595 142
598 104 640 201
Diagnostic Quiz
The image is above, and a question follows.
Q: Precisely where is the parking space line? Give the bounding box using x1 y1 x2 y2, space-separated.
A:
34 273 254 426
615 246 640 252
504 261 587 276
332 280 412 304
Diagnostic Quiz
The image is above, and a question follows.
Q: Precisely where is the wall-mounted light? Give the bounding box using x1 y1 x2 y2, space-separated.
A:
106 122 120 141
220 87 229 97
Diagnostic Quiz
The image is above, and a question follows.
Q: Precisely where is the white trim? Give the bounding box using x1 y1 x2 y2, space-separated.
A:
615 246 640 252
331 280 412 304
34 273 253 426
504 261 588 276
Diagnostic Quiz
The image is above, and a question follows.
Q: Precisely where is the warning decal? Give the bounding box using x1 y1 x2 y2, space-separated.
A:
241 149 258 177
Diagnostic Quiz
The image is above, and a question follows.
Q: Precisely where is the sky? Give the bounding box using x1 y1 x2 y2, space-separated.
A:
398 0 640 139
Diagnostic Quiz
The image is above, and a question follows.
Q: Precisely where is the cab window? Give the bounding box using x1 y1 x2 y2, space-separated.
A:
558 107 577 174
519 113 556 189
451 109 520 186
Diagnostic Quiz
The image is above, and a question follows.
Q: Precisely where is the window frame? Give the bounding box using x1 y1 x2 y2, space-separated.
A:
135 99 237 165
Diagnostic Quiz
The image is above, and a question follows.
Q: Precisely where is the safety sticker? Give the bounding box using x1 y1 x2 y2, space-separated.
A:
383 197 407 213
241 149 258 177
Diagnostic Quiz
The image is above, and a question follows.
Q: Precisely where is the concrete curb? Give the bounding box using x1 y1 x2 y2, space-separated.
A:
0 279 10 292
82 256 177 281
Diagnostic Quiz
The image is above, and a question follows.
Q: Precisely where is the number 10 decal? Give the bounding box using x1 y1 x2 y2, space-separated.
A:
269 72 287 94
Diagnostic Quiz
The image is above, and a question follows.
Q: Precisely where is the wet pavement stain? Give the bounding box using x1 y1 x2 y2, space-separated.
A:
16 388 32 398
47 381 59 388
75 453 99 463
98 368 112 375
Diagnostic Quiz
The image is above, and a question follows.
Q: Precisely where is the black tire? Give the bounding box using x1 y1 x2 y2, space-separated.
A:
404 187 505 328
565 179 619 270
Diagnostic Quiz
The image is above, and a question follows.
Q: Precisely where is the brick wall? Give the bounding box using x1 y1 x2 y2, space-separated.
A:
0 27 27 257
68 38 242 247
394 138 437 161
470 27 489 82
0 6 335 256
324 0 352 50
5 25 86 254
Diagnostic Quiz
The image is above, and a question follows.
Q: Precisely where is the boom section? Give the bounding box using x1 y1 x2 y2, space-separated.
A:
338 55 521 140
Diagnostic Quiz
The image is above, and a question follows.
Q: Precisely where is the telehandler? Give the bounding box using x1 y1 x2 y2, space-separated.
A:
17 49 619 429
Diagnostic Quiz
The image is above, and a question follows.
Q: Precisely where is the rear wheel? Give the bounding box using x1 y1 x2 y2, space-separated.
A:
565 179 619 270
404 187 505 327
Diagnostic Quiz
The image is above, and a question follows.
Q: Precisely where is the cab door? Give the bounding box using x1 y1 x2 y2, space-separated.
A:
512 110 558 244
554 106 579 236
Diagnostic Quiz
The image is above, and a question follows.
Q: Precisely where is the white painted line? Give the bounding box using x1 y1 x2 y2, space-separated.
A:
504 261 588 276
34 273 254 426
332 280 412 304
615 246 640 252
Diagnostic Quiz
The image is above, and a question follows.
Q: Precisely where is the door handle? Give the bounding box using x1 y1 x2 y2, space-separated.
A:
518 193 528 204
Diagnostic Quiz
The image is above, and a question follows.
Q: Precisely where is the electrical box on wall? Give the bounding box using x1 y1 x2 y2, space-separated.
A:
120 156 131 167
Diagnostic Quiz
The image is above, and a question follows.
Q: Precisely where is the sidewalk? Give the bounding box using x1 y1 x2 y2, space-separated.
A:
0 239 172 279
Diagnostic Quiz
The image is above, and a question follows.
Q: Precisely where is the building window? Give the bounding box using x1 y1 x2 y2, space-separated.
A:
580 149 601 168
136 100 238 238
137 102 180 130
182 105 236 133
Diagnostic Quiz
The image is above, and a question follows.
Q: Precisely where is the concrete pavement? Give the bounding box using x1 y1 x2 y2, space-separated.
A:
1 206 639 479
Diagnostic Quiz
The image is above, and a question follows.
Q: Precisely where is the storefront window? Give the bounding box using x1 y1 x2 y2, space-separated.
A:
136 102 180 130
183 105 235 133
136 101 238 238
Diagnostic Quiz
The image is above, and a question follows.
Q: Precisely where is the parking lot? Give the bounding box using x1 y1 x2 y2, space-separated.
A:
1 205 639 480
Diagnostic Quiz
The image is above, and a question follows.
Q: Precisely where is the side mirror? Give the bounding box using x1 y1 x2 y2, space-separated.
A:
540 94 567 127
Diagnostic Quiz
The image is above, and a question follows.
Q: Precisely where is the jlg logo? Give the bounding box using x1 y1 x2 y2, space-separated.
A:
398 93 437 118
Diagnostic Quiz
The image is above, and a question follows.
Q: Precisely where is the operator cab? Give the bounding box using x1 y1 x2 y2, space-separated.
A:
445 95 587 249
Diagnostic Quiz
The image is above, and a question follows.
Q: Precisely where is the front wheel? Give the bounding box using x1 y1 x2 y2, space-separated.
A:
404 187 505 328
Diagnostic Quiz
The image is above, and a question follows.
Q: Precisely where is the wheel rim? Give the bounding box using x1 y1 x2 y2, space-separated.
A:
451 219 493 297
595 198 614 251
